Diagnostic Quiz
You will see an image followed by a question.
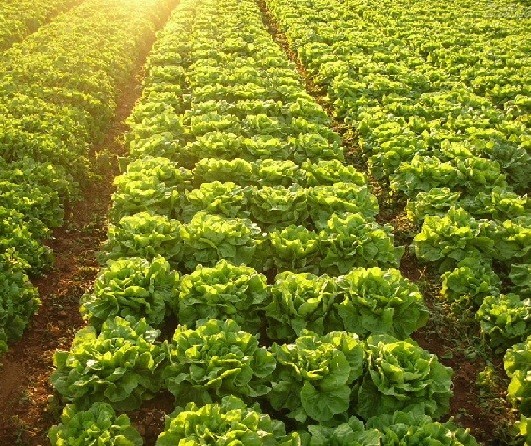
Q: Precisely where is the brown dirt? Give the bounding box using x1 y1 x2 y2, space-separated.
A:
0 40 155 446
257 0 517 444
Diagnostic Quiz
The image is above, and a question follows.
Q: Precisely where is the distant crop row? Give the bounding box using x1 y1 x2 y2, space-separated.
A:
0 0 81 52
0 0 177 354
49 0 479 444
266 0 530 440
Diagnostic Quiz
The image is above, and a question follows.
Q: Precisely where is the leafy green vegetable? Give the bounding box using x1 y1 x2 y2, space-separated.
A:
81 256 180 329
0 250 40 353
103 212 184 266
336 268 428 339
356 335 453 419
320 213 402 275
267 225 321 273
49 403 143 446
302 416 381 446
51 317 165 411
269 330 365 423
477 294 530 350
440 258 501 308
181 212 262 271
182 181 250 221
163 319 275 404
308 183 378 229
265 271 340 342
504 336 531 418
156 396 300 446
413 207 494 272
179 260 268 332
367 410 478 445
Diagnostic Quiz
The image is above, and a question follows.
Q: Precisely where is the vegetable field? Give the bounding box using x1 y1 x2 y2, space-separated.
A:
0 0 529 444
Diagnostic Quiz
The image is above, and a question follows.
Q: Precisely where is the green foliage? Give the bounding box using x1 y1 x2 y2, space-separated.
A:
181 212 262 271
267 225 321 273
320 213 402 275
413 208 494 271
265 272 340 342
356 335 453 419
504 336 531 419
269 330 365 423
366 410 478 445
336 268 428 339
303 416 382 446
156 396 300 445
440 258 501 308
103 212 184 265
178 260 268 332
510 264 531 298
477 294 530 350
51 317 165 411
163 319 275 404
49 403 143 446
307 183 378 229
0 251 39 353
0 205 52 274
81 256 180 329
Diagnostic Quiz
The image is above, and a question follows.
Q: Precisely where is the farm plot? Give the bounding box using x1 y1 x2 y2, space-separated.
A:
48 0 481 444
0 0 177 355
264 0 530 442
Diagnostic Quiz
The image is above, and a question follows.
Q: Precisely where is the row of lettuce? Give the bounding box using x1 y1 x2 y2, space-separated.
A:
49 0 480 444
0 0 82 52
264 0 530 440
0 0 179 354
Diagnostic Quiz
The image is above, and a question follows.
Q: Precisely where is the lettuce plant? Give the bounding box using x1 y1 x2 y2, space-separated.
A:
413 208 494 271
249 185 308 230
182 181 250 220
156 396 300 446
269 330 365 423
302 416 382 445
319 213 402 275
505 336 531 443
0 205 52 274
440 258 501 309
103 212 184 265
268 226 321 273
356 335 453 419
80 256 180 329
49 403 143 446
0 251 40 353
181 212 262 271
510 263 531 299
52 317 165 411
366 410 478 445
162 319 275 405
308 183 378 230
178 260 268 332
265 271 341 342
335 268 429 339
504 335 531 418
193 157 254 185
477 294 530 350
302 159 366 187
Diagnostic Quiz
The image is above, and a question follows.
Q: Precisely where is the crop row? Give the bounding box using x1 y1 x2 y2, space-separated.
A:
336 0 530 113
0 0 81 52
0 0 177 354
50 0 479 444
265 0 530 439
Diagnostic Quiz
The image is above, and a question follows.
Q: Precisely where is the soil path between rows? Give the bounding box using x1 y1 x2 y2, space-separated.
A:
0 41 153 446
